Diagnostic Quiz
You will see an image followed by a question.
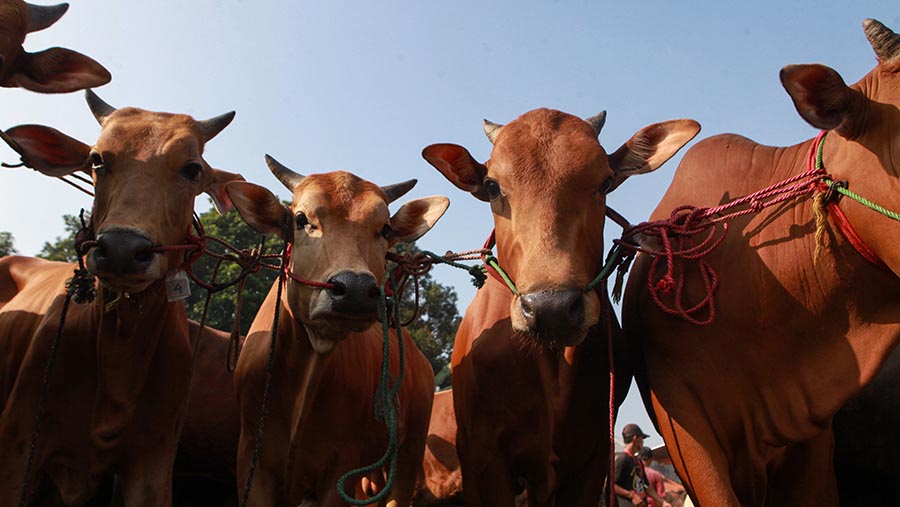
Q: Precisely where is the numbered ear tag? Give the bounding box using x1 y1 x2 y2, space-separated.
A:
165 269 191 302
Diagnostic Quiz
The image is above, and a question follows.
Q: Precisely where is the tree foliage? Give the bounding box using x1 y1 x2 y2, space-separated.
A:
183 205 281 336
0 231 17 256
37 214 82 262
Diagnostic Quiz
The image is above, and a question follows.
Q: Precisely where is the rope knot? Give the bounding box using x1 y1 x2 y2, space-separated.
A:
655 275 675 294
66 267 96 304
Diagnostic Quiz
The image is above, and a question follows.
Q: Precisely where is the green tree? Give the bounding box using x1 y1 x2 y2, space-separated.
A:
38 214 83 262
183 204 280 336
0 231 17 256
392 243 462 386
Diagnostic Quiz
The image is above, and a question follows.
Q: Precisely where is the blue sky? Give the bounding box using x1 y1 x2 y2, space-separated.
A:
1 0 896 443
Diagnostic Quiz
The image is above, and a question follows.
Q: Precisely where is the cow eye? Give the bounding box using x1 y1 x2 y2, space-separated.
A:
179 162 203 182
380 223 392 238
484 179 502 200
296 212 309 229
89 151 105 172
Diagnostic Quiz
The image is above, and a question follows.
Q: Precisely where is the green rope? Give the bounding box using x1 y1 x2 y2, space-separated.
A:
335 272 404 504
420 250 487 288
815 131 900 223
823 178 900 222
584 244 627 292
484 253 519 295
483 243 631 296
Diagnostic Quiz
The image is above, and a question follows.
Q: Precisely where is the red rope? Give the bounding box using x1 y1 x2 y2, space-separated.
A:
282 243 338 289
619 133 830 325
480 230 508 286
826 201 890 271
606 291 617 507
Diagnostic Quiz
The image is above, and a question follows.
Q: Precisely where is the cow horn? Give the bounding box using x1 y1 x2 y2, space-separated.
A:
25 2 68 33
483 119 503 144
585 111 607 137
381 179 417 203
197 111 236 142
265 154 305 191
864 19 900 62
85 89 115 125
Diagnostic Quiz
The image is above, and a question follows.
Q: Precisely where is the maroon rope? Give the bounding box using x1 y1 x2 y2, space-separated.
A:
282 243 338 289
618 133 830 325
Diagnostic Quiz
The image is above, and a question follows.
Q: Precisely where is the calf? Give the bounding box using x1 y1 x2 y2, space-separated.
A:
227 156 448 506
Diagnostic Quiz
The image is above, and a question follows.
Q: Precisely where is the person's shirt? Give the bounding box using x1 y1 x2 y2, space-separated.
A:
614 451 648 498
644 465 667 507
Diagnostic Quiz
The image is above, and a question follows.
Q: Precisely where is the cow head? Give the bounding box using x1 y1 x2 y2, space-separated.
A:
424 108 699 347
226 157 449 354
3 90 242 294
0 0 110 93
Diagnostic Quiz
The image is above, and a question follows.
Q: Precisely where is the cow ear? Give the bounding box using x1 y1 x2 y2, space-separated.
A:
205 168 244 214
3 124 90 176
225 181 291 240
5 48 111 94
388 196 450 245
607 119 701 192
422 144 490 202
780 64 860 136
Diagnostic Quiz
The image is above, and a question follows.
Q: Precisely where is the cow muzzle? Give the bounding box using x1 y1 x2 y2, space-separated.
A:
513 289 594 346
87 229 159 290
308 270 379 327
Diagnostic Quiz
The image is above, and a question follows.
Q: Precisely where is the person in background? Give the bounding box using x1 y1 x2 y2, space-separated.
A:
639 446 668 507
608 424 672 507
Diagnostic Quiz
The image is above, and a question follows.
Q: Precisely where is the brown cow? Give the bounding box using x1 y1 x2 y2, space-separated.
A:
226 157 448 506
623 18 900 507
0 0 110 93
172 322 240 507
0 90 240 505
422 108 699 506
414 389 462 506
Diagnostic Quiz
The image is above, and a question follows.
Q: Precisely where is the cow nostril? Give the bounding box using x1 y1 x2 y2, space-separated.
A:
134 250 154 264
567 293 585 320
327 279 346 297
520 295 536 321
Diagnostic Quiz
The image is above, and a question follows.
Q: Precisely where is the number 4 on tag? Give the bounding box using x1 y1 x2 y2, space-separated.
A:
166 269 191 302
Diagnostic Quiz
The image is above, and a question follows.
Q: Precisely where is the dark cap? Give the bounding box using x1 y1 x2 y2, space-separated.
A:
638 446 654 460
622 423 651 442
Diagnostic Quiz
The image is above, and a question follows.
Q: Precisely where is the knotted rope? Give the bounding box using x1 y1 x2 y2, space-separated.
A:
615 130 900 325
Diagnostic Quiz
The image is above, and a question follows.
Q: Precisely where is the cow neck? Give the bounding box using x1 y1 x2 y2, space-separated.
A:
273 289 327 482
90 280 187 452
813 131 895 273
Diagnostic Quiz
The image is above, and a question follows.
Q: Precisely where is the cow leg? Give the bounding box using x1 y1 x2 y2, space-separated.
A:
383 434 429 507
456 428 517 507
235 432 283 507
552 450 606 507
767 427 838 507
651 389 740 507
